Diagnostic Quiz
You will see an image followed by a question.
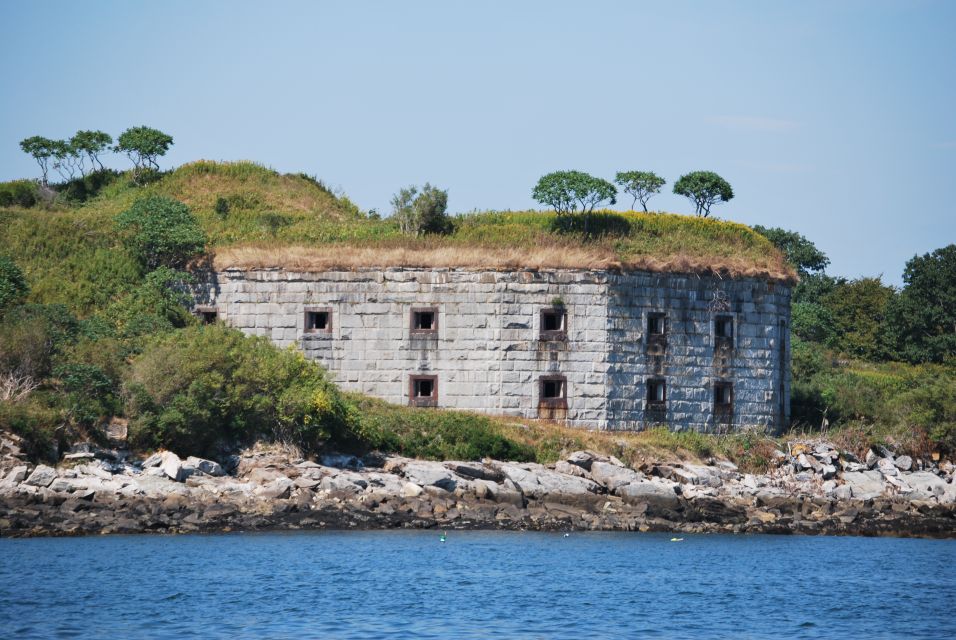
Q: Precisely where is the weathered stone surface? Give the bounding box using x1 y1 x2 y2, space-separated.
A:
443 461 503 483
589 461 642 492
842 471 886 500
618 479 680 510
255 477 293 499
401 482 424 498
185 456 225 477
906 472 948 500
894 456 913 472
497 462 600 504
403 462 457 491
5 465 28 484
24 465 57 488
160 452 192 483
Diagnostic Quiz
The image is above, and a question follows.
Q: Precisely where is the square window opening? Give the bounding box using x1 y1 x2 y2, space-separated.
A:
542 310 565 332
542 378 564 399
305 309 331 333
714 382 733 407
415 379 434 398
411 308 438 333
715 316 733 339
409 375 438 406
200 310 218 324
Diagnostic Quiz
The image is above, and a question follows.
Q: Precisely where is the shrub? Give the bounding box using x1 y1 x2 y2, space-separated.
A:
214 196 230 219
0 304 79 380
124 324 349 457
0 255 29 312
0 398 63 461
0 180 39 208
391 183 451 237
103 268 195 342
115 195 206 270
54 363 117 427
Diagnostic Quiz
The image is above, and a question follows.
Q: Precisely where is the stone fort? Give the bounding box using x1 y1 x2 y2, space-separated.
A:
195 267 791 432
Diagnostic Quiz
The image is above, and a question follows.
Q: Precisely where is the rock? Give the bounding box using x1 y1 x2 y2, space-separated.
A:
841 461 865 473
496 462 600 505
589 461 642 492
865 449 880 469
618 479 680 511
184 456 225 477
832 485 853 501
24 465 57 488
255 477 293 499
401 482 424 498
294 476 320 489
63 452 95 461
877 458 898 477
403 461 458 491
842 470 885 500
905 471 948 500
320 454 363 470
49 478 76 493
821 464 837 480
160 452 192 483
443 461 504 483
554 460 590 478
566 451 597 471
5 465 28 484
319 474 366 495
894 455 913 472
141 452 164 468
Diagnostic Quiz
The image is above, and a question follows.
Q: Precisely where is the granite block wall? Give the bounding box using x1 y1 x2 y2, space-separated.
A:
195 268 790 432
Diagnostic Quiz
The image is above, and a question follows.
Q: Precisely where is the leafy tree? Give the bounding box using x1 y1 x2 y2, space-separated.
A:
70 130 113 172
391 183 451 237
532 170 617 234
614 171 665 212
115 195 206 270
673 171 733 217
752 226 829 277
822 277 895 360
115 126 174 182
49 139 82 181
884 244 956 363
0 255 29 313
791 302 837 345
18 136 57 185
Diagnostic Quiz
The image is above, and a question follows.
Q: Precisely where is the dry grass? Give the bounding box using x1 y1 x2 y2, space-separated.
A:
214 242 795 281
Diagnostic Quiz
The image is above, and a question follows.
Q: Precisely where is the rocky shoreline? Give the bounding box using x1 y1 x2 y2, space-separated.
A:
1 433 955 539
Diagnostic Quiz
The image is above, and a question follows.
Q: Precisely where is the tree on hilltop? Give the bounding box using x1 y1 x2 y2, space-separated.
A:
18 136 57 185
532 170 617 234
614 171 665 212
115 126 174 183
391 183 451 237
71 130 113 172
673 171 733 217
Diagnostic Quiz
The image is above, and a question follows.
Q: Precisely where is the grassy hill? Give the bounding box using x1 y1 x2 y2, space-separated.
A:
1 161 793 318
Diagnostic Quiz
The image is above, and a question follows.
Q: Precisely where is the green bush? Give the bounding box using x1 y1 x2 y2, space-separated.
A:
124 324 349 457
54 363 117 427
0 180 39 208
115 195 206 270
0 304 79 379
0 255 29 312
346 394 537 462
102 268 195 343
0 398 63 461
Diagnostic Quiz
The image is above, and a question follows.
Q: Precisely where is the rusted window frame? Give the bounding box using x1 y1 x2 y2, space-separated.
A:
304 306 333 334
410 307 439 335
408 374 438 407
539 307 568 342
538 374 568 406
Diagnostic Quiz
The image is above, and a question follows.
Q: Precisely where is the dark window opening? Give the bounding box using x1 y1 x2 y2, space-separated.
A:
409 375 438 407
648 313 666 336
411 308 438 334
646 378 666 408
200 310 218 324
714 382 733 418
540 308 567 340
304 309 332 333
538 375 568 417
715 315 734 349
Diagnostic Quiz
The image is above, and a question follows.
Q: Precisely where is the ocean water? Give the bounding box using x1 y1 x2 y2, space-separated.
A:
1 531 954 639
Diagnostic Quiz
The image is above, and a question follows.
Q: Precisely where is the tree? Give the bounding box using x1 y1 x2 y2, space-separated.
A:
70 130 113 172
884 244 956 363
115 126 174 182
752 226 830 277
532 170 617 234
391 183 451 237
49 139 82 181
0 255 29 313
822 277 895 360
614 171 665 212
673 171 733 217
115 195 206 270
18 136 57 185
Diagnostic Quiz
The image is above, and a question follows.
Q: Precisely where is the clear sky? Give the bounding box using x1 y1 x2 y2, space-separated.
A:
2 1 954 284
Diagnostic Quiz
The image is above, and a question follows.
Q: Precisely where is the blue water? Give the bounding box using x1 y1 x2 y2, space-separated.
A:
1 531 954 639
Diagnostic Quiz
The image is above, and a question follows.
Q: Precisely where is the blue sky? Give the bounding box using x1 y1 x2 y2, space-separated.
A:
2 0 954 284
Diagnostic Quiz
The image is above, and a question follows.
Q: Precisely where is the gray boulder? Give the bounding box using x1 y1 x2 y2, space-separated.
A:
566 450 598 471
255 476 294 499
618 479 680 510
589 461 642 492
141 452 164 468
842 470 885 500
894 455 913 472
554 460 591 479
160 452 193 483
5 465 28 484
443 461 504 483
905 471 948 500
24 465 57 488
184 456 225 477
404 461 457 491
497 462 600 504
877 458 898 477
319 473 367 495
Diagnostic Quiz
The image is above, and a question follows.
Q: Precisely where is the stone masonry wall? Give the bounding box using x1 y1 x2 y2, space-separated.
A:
196 268 790 432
